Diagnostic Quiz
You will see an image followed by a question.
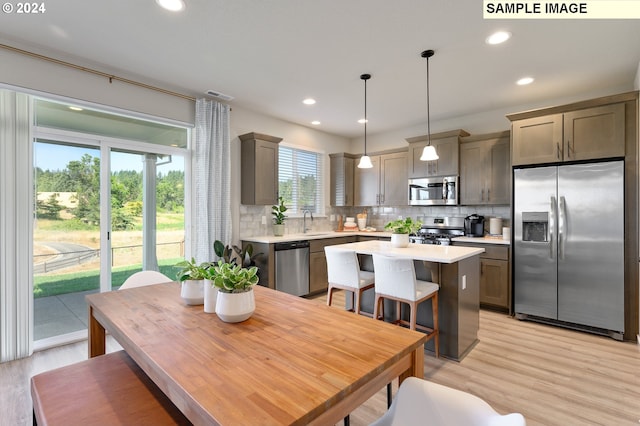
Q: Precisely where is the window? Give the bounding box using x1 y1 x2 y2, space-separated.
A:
278 145 324 215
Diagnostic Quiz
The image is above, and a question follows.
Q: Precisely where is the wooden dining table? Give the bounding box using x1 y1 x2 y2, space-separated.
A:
86 282 427 425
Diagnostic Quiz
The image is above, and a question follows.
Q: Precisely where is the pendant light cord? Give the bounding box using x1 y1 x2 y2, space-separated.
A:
360 73 371 156
421 49 435 147
426 54 431 147
364 77 368 154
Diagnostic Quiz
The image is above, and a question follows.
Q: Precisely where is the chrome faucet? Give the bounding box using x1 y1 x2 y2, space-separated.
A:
303 210 313 233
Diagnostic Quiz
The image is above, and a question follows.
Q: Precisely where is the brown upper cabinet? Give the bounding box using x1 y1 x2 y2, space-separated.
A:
240 132 282 205
354 150 407 206
460 131 510 205
329 153 357 207
406 129 469 178
510 103 625 166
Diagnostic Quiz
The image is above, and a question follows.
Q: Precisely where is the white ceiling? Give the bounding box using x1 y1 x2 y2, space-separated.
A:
1 0 639 138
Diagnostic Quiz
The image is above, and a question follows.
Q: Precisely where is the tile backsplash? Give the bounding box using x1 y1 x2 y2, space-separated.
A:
240 204 511 238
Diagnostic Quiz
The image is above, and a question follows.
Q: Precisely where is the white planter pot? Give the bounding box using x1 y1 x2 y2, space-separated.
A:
215 289 255 323
204 280 218 313
180 279 204 305
391 233 410 248
273 224 285 236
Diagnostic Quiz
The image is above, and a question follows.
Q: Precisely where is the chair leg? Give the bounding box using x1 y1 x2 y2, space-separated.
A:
344 414 350 426
373 294 380 321
354 289 361 315
351 290 356 313
409 300 417 331
433 292 439 358
386 382 392 408
327 286 334 307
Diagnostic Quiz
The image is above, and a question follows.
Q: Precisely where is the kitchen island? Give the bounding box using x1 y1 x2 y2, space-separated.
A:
327 240 484 361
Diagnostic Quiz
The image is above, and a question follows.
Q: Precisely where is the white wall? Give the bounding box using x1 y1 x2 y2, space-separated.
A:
229 107 349 243
0 46 194 125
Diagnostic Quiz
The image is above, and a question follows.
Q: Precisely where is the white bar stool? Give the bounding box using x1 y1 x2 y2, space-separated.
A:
325 247 375 317
372 254 439 357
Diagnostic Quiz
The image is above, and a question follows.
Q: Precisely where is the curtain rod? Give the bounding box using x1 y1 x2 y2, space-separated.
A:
0 43 196 102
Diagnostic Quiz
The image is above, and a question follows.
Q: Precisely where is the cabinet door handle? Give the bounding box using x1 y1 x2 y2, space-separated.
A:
557 142 561 160
567 140 571 158
487 188 490 201
481 189 484 201
376 194 379 204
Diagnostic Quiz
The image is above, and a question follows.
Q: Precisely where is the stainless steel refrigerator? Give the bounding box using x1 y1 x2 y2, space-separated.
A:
513 160 624 338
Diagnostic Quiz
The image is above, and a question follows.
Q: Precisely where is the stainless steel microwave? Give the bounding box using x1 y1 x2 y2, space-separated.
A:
408 176 458 206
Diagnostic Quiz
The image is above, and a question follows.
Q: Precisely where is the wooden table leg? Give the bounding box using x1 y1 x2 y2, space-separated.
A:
88 305 106 357
399 345 425 384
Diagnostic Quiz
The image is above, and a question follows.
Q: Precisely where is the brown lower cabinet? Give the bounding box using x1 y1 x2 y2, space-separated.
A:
453 242 511 312
309 236 357 295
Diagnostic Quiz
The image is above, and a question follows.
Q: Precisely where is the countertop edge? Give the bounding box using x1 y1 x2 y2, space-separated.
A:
241 231 392 244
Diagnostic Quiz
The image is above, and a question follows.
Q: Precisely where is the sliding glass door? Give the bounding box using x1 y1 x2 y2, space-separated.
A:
33 141 102 342
34 140 186 344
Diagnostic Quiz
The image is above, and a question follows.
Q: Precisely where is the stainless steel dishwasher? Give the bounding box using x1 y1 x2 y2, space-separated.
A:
274 240 310 296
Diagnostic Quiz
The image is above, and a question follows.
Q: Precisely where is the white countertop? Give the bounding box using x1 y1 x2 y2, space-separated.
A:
326 240 484 264
242 231 392 244
453 235 510 245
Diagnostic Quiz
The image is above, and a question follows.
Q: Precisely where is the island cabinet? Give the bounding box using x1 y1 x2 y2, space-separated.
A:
309 236 356 294
460 131 510 205
329 153 357 207
240 132 282 205
354 150 407 206
509 102 625 166
453 241 510 312
406 129 469 178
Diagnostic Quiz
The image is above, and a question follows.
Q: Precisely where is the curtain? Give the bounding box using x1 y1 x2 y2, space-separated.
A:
0 90 33 362
192 99 231 264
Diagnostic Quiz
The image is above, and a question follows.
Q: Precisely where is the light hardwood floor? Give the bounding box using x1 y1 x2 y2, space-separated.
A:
3 290 639 425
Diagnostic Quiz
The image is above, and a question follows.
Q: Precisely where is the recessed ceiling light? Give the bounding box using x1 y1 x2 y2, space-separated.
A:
486 31 511 45
156 0 185 12
357 118 368 124
69 106 83 111
517 77 534 85
311 121 321 125
303 98 316 105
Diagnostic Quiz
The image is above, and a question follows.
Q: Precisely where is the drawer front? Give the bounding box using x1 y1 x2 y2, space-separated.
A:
309 237 352 253
482 245 508 260
454 242 508 260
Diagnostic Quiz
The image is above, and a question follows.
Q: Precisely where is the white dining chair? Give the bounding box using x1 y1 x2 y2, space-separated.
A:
370 376 526 426
325 247 375 316
119 270 173 290
372 254 439 356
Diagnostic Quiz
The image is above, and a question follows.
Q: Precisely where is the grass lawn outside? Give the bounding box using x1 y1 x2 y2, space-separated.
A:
33 259 182 298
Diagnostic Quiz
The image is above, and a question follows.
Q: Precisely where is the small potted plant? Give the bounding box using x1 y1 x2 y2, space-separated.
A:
208 260 259 323
204 241 262 313
175 257 209 305
271 196 287 236
384 217 423 248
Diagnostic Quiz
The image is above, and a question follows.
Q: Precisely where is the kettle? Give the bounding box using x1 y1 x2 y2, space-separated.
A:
464 214 485 237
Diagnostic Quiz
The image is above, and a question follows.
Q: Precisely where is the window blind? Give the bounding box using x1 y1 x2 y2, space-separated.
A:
278 146 324 215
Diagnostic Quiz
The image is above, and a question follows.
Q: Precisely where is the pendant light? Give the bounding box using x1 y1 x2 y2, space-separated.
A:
419 49 439 161
357 73 373 169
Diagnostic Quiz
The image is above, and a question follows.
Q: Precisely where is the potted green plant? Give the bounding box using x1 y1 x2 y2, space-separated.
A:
271 196 287 236
175 257 209 305
205 241 262 313
384 217 423 248
208 260 259 323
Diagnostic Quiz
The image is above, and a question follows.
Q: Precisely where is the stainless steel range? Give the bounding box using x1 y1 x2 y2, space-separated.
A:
409 216 465 246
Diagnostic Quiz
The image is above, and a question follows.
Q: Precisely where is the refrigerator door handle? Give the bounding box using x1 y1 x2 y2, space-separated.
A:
549 196 556 259
558 195 566 260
